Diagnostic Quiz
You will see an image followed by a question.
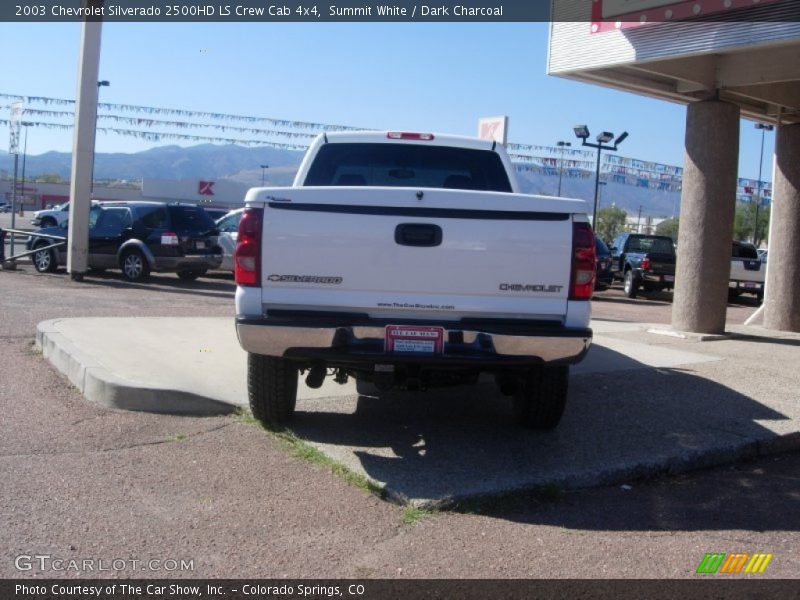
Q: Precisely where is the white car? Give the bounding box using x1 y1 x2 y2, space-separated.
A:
215 208 244 272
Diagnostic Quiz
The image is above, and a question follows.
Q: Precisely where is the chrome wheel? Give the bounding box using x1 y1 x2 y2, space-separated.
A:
122 252 144 280
33 247 53 272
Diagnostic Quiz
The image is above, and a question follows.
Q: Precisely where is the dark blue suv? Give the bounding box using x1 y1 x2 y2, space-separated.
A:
595 235 613 290
28 201 223 281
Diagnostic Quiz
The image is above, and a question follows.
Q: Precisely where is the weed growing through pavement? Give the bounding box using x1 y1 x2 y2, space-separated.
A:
401 505 435 525
232 408 383 498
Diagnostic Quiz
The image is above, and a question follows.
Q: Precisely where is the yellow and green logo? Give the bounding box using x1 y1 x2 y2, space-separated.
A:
696 552 773 574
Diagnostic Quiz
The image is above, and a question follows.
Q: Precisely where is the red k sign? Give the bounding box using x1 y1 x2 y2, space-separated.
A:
198 181 215 196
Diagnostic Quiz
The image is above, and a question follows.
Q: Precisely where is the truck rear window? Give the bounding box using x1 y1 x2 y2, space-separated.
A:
304 143 513 192
732 243 759 259
627 236 675 255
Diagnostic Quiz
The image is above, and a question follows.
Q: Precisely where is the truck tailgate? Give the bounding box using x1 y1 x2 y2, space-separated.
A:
253 187 585 321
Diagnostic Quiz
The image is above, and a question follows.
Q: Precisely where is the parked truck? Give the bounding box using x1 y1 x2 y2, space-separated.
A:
730 241 765 302
609 232 677 298
234 131 596 430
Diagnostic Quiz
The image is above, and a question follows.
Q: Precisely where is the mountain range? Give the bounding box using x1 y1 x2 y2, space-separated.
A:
0 144 680 218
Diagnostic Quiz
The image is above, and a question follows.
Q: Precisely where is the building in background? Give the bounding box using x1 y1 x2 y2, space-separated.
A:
548 0 800 334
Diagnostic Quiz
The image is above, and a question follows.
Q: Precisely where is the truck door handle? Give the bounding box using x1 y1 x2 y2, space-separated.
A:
395 223 442 247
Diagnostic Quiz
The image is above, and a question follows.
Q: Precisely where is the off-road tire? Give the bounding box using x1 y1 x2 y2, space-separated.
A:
120 248 150 282
512 365 569 430
623 269 640 299
248 353 298 428
33 242 57 273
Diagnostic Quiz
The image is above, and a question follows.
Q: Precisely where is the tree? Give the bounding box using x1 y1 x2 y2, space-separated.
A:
595 206 628 243
733 200 770 245
36 173 62 183
656 217 679 241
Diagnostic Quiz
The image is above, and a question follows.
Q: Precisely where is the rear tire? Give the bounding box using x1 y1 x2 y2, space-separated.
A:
623 270 640 299
512 366 569 430
120 249 150 282
33 242 57 273
248 353 298 428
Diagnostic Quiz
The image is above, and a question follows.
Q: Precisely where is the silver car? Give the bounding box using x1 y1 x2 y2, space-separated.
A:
215 208 244 272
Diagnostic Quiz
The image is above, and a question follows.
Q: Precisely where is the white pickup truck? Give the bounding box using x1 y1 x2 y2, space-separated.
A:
729 241 765 302
234 131 595 430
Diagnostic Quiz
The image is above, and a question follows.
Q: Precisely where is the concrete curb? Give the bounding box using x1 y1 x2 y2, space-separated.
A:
646 327 733 342
399 431 800 509
36 319 235 416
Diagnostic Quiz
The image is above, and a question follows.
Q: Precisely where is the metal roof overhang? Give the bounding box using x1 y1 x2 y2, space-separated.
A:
548 0 800 126
561 39 800 125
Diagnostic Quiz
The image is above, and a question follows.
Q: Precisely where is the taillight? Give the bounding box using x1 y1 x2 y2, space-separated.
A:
570 222 596 300
641 257 651 270
235 207 263 287
387 132 435 141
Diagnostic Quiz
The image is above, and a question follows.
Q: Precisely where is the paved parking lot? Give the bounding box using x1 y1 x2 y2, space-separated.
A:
1 264 798 579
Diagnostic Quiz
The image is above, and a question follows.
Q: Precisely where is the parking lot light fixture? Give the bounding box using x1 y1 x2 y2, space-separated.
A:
574 126 629 230
260 164 269 186
573 125 589 140
596 131 614 144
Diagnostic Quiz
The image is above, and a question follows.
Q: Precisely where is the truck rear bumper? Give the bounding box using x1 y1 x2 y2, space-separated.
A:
236 314 592 367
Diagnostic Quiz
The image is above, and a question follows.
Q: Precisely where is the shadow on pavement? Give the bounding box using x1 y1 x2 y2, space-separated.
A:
289 346 794 525
71 269 235 300
592 293 671 307
459 452 800 533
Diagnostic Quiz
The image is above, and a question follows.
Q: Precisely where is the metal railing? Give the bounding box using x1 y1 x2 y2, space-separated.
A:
0 228 66 265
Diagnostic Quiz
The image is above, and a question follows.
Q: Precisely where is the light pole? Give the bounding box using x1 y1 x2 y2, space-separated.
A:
753 123 773 247
20 122 29 215
574 125 628 230
260 164 269 186
556 140 571 196
91 80 110 198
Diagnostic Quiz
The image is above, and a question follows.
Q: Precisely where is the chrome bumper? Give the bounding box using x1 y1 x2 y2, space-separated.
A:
236 316 592 365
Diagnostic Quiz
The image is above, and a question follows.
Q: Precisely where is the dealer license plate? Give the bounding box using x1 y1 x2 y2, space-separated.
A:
385 325 444 354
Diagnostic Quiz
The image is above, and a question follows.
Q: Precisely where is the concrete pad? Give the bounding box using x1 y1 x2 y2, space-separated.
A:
36 318 357 414
35 316 800 506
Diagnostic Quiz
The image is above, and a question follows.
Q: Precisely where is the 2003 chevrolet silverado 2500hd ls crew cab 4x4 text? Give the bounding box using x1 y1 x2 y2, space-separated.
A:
234 131 595 430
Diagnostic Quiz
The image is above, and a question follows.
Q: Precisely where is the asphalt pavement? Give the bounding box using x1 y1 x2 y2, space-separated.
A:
1 265 798 579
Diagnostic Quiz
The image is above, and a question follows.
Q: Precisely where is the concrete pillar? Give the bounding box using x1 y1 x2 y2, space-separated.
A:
763 123 800 332
67 20 102 278
672 100 740 334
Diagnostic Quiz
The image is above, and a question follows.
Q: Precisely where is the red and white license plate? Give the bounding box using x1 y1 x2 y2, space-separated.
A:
385 325 444 354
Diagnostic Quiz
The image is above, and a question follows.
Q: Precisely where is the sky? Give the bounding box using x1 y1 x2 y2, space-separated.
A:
0 21 776 181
